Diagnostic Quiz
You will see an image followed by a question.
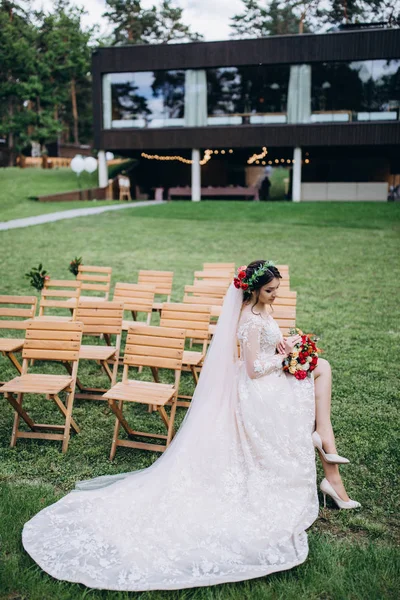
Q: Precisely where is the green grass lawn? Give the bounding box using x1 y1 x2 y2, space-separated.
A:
0 167 128 222
0 192 399 598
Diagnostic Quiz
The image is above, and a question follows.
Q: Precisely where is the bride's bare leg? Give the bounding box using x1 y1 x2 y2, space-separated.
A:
314 358 350 502
314 358 337 454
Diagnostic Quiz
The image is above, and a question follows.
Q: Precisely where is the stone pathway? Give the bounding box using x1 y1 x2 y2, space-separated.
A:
0 200 165 231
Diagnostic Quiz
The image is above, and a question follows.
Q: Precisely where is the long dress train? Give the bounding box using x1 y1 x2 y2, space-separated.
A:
22 286 319 591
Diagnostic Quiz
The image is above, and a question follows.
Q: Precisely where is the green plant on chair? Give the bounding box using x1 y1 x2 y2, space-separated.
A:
68 256 83 277
25 263 49 291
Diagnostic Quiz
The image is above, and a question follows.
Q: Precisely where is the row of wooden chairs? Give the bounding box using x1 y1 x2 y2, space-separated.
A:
44 262 290 313
0 282 296 377
0 301 297 457
35 262 292 333
0 298 213 453
0 262 296 457
0 319 185 457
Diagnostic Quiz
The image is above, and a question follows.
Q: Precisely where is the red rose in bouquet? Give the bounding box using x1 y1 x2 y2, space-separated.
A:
282 328 322 380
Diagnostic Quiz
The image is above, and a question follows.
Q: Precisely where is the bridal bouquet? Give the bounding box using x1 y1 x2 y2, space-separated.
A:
282 329 321 380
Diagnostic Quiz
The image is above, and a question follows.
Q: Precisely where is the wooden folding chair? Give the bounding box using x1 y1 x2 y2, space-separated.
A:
203 262 236 275
183 284 226 343
138 270 173 312
275 264 290 287
37 279 81 321
194 270 232 287
274 288 296 307
270 306 297 336
71 301 123 401
103 324 185 458
184 287 224 315
0 295 37 382
203 263 235 273
118 174 132 201
0 320 83 452
160 303 211 407
113 282 156 331
184 282 228 300
76 265 112 302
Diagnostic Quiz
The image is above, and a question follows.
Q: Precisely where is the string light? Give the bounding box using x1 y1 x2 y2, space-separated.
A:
141 149 303 168
305 158 310 164
247 146 268 165
141 149 212 166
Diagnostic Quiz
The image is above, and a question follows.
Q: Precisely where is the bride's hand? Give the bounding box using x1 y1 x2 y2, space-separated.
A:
276 340 286 355
282 334 302 355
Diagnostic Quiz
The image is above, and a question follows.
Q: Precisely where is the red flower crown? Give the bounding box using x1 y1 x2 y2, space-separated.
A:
233 260 276 292
233 266 249 290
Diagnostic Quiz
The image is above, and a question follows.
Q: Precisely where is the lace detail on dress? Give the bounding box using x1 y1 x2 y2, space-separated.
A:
237 312 284 379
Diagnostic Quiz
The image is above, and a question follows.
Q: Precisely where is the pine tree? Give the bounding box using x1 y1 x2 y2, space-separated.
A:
0 2 61 163
103 0 156 44
321 0 399 26
36 0 94 145
230 0 315 38
152 1 203 43
103 0 202 45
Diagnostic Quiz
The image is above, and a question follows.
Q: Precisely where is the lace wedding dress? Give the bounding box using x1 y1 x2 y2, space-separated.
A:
22 286 319 591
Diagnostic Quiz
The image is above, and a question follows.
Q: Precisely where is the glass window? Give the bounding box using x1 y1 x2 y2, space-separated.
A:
311 59 400 122
108 70 185 128
207 65 290 125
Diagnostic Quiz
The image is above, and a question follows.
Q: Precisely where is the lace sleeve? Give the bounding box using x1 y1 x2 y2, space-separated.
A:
240 318 284 380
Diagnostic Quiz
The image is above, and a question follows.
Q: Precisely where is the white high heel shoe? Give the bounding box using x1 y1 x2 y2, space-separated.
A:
320 478 361 510
312 431 350 464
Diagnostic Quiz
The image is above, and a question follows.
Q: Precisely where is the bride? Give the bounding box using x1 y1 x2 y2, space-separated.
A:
22 260 360 591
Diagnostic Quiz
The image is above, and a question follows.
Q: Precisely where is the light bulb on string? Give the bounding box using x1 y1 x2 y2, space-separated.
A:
141 149 212 166
247 146 268 164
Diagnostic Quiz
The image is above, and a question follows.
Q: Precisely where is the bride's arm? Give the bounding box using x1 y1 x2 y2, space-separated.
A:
243 320 287 379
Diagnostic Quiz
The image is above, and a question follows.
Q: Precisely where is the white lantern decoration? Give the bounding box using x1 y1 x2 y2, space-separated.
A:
83 156 98 173
70 154 85 175
105 151 114 161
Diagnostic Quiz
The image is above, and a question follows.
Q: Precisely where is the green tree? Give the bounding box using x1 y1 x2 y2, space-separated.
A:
152 1 203 43
103 0 156 44
322 0 397 25
103 0 202 45
37 0 94 145
230 1 399 37
0 2 61 164
230 0 316 38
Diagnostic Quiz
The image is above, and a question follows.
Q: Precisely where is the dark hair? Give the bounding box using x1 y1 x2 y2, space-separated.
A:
243 259 282 313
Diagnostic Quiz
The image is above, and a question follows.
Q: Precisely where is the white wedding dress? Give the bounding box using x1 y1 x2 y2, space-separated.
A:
22 285 319 591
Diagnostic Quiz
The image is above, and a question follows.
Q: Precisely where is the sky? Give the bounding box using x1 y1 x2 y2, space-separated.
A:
31 0 245 42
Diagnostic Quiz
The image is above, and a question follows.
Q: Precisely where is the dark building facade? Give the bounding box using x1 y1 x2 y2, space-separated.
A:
92 29 400 201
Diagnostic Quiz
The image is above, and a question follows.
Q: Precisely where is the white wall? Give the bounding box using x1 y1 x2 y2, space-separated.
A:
301 182 388 201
